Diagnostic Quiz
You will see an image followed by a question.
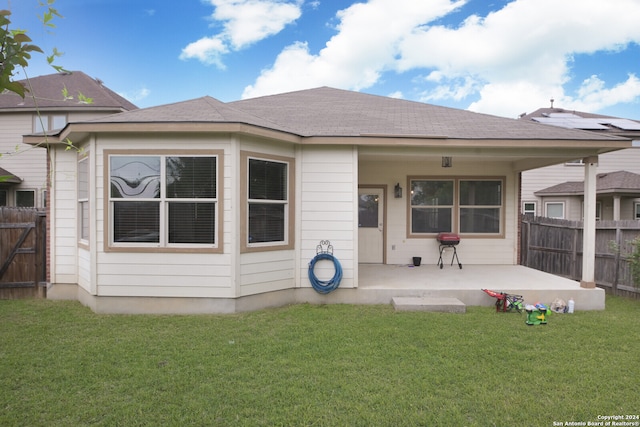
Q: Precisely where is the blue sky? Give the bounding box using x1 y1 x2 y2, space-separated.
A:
9 0 640 119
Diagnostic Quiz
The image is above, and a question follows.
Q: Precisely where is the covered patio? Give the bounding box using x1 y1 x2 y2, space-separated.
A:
307 264 605 310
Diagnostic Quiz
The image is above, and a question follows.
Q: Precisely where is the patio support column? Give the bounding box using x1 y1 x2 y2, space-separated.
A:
581 156 598 288
613 195 621 221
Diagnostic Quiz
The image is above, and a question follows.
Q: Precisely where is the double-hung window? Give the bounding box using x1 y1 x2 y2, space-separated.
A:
459 180 501 233
78 154 89 242
410 180 454 233
241 152 294 252
107 151 222 251
409 178 504 236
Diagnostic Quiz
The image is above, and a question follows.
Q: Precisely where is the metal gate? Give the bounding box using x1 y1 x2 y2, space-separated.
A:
0 207 46 299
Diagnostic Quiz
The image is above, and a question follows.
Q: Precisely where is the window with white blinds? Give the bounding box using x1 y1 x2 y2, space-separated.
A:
108 153 219 249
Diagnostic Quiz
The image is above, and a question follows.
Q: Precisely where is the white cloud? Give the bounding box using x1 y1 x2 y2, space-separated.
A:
243 0 465 98
571 74 640 112
242 0 640 117
119 87 151 103
180 36 228 68
180 0 302 68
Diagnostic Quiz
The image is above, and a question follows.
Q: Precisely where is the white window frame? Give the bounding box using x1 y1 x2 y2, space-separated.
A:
105 151 222 253
522 201 536 215
545 201 565 219
0 189 7 206
635 202 640 220
33 114 67 133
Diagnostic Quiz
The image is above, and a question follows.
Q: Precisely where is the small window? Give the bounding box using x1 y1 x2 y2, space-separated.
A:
545 202 564 219
16 190 35 207
248 158 287 244
0 190 7 206
33 114 67 133
635 202 640 220
78 155 89 241
241 151 295 252
522 202 536 215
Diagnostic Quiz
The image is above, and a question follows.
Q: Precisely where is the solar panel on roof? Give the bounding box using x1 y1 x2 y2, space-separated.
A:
601 119 640 131
533 117 609 129
567 118 609 130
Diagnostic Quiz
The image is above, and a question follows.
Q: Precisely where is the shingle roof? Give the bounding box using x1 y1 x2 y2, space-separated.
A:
83 87 626 141
87 96 291 131
0 71 138 111
0 166 21 184
535 171 640 196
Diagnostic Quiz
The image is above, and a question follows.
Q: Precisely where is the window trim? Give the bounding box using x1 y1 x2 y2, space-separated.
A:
635 202 640 220
103 149 224 253
407 176 505 238
78 152 90 248
240 151 295 253
15 189 36 208
522 201 537 216
33 113 67 133
544 201 565 219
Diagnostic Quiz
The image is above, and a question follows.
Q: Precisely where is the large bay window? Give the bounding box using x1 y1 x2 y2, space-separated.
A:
241 151 294 252
106 151 222 251
409 177 504 237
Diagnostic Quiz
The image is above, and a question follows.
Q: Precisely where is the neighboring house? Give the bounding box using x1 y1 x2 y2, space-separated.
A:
0 71 137 208
519 107 640 219
24 87 631 313
535 170 640 221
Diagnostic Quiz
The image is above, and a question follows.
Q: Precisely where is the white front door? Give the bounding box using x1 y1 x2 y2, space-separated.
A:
358 188 384 263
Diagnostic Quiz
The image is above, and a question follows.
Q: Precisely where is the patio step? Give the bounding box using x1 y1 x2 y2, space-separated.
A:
392 297 466 313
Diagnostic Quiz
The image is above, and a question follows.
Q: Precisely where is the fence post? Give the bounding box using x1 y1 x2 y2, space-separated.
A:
612 226 621 296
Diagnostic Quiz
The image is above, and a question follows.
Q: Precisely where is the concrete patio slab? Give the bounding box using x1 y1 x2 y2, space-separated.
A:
355 264 605 310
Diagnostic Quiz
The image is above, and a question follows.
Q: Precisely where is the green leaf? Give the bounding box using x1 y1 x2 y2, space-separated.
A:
4 81 26 98
12 33 33 43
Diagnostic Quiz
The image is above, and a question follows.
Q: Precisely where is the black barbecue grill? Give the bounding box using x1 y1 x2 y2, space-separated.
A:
436 233 462 269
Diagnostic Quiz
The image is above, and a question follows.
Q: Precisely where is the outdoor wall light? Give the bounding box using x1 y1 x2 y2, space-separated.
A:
394 183 403 198
442 156 453 168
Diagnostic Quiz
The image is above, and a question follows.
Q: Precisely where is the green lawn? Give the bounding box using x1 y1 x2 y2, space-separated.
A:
1 296 639 426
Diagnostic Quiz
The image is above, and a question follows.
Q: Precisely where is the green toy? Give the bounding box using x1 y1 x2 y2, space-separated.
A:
525 303 551 325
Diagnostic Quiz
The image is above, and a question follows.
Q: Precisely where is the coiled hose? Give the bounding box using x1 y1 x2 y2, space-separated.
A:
308 252 343 294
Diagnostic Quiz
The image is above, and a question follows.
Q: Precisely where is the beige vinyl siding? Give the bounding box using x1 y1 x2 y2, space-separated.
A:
93 134 232 298
238 138 297 295
78 248 91 290
96 253 233 297
300 146 356 288
239 250 295 296
51 148 79 283
0 113 47 207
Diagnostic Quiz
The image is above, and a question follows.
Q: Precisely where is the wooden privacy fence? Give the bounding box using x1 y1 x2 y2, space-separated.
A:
520 215 640 298
0 207 47 299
